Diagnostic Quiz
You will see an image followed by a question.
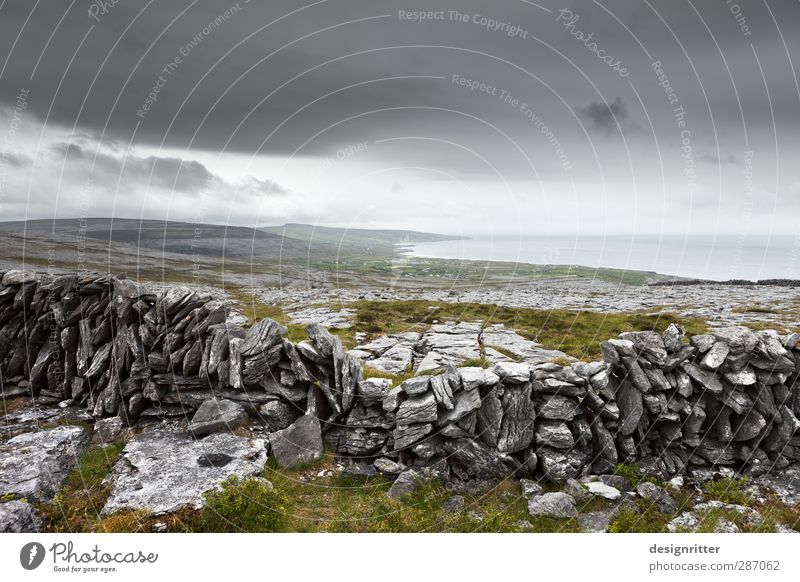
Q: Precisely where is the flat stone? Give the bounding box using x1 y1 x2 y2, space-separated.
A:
438 389 481 426
537 395 581 421
358 377 392 406
535 420 575 449
387 470 420 499
270 415 323 469
459 367 500 391
528 492 577 518
92 417 125 444
0 426 88 502
102 431 267 515
701 342 730 370
399 376 430 397
188 398 248 436
396 392 438 424
259 399 302 432
637 481 679 513
0 500 42 533
586 481 621 500
493 362 530 383
520 478 544 499
373 457 406 475
564 478 592 503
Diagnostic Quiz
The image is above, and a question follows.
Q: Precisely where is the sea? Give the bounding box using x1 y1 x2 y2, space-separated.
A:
404 234 800 281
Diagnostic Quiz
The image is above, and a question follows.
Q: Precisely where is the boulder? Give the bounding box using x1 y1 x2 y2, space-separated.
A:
387 470 420 499
528 492 577 518
636 481 679 513
0 500 42 533
188 398 248 436
0 426 88 502
102 431 267 515
270 415 324 469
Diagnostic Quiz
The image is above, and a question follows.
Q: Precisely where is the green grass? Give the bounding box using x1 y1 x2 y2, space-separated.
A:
609 499 674 533
702 477 750 505
345 300 708 360
612 463 659 488
40 442 126 532
460 358 491 369
182 476 290 532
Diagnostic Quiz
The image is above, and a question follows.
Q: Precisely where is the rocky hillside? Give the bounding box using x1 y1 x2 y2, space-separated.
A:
1 269 799 533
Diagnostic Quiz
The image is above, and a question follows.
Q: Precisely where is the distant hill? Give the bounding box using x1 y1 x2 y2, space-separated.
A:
0 218 315 261
261 223 464 257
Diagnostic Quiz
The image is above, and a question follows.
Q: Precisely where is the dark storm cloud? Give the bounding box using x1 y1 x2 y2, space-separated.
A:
48 141 287 197
0 0 795 163
0 0 798 232
575 96 636 135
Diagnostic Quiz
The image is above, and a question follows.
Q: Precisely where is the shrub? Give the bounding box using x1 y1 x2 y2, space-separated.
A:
189 476 290 532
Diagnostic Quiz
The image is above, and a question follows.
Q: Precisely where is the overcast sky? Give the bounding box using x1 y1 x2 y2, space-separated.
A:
0 0 798 236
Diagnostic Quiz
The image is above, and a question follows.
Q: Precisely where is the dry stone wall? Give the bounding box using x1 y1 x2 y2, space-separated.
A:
1 270 799 483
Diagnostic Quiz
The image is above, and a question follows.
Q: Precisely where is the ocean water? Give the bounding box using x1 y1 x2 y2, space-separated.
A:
405 235 800 281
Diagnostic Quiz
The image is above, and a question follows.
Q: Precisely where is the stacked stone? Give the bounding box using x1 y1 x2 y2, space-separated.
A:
1 270 799 484
600 324 800 478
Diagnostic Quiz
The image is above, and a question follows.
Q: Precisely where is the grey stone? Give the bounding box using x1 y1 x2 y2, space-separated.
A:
528 492 577 518
270 415 323 469
396 392 438 424
520 478 544 499
373 457 406 475
93 416 125 444
442 495 465 513
686 364 723 394
102 431 267 515
399 376 430 396
663 323 685 353
535 420 574 450
459 367 500 390
476 389 503 448
429 374 454 410
564 478 592 503
387 470 420 500
259 400 302 432
690 334 717 353
617 380 644 435
537 395 581 421
586 481 621 500
438 389 481 426
443 438 513 480
493 362 530 383
393 423 434 450
189 398 248 436
497 383 536 453
324 427 388 456
0 500 43 533
701 342 730 370
598 474 632 492
0 426 88 502
358 377 392 407
636 481 679 513
382 386 403 413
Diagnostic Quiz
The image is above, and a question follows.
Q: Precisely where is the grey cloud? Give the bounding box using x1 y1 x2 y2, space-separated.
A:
698 153 740 165
49 141 287 197
0 151 31 167
575 97 637 135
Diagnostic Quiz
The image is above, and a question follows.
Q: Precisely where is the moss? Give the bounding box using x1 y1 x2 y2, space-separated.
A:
460 358 491 369
609 500 672 533
702 477 750 505
612 463 659 488
39 442 126 532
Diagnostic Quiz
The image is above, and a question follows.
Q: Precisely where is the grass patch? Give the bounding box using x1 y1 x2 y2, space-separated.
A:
609 499 672 533
183 476 290 532
702 477 750 505
612 463 659 488
460 358 491 369
732 305 780 314
346 300 708 360
39 442 126 532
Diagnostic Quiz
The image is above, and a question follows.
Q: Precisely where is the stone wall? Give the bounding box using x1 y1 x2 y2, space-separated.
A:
1 270 798 482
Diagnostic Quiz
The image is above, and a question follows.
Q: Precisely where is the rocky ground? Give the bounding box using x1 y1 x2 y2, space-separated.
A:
1 400 798 533
251 279 800 330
